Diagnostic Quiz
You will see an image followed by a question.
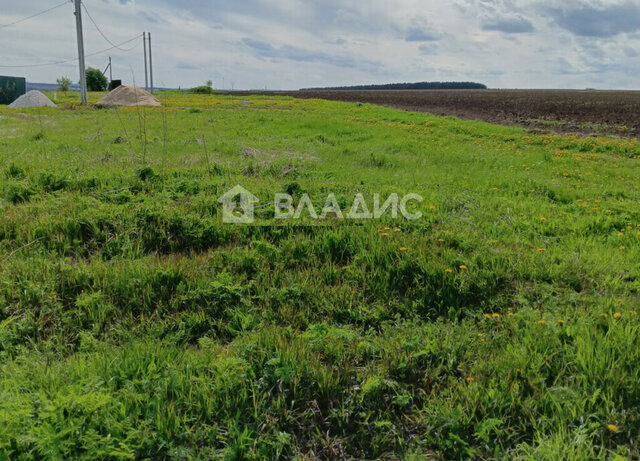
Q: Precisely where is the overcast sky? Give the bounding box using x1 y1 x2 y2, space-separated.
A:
1 0 639 90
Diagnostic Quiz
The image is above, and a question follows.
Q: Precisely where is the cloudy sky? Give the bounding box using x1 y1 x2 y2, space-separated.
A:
1 0 639 89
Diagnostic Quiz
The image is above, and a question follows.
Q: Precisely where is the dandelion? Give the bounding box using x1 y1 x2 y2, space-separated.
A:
607 424 619 433
558 319 565 325
399 247 407 252
381 233 390 238
429 205 437 211
619 246 625 251
507 312 514 317
466 377 474 383
537 320 546 326
394 228 402 233
492 313 501 319
537 248 546 252
601 313 609 319
540 217 546 222
484 314 492 320
445 269 453 274
438 239 445 243
384 227 391 231
459 265 468 271
613 312 622 319
618 233 625 238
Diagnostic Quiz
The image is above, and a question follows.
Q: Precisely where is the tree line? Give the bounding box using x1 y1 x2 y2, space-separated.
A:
301 82 487 91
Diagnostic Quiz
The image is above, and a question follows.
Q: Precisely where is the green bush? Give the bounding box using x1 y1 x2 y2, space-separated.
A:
188 85 216 94
85 67 108 92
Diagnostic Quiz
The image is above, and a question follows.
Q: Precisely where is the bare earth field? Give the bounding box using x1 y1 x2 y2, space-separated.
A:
245 90 640 138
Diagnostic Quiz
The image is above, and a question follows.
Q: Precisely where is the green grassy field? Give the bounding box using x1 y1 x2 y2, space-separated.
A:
1 91 639 460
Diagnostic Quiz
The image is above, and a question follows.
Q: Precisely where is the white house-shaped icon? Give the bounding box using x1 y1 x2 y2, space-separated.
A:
218 185 259 224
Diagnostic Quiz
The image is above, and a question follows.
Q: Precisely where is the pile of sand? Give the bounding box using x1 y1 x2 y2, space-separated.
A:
8 90 56 108
95 85 161 108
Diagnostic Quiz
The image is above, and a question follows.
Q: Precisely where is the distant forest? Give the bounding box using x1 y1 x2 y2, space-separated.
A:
301 82 488 90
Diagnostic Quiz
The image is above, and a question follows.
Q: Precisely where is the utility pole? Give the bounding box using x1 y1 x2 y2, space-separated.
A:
143 32 149 90
74 0 87 104
109 56 112 83
148 32 154 93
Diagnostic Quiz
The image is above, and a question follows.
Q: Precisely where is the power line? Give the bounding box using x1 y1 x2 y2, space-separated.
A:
81 1 130 51
0 34 142 68
0 1 71 30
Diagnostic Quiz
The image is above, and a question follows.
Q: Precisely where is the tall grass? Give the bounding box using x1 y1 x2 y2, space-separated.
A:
0 91 639 459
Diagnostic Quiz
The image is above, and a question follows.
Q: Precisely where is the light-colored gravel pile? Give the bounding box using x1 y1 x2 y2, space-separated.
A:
8 90 56 108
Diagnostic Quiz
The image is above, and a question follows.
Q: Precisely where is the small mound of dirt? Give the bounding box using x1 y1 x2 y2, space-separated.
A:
95 85 161 108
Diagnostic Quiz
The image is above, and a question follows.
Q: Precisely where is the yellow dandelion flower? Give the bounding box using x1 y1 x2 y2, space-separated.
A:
445 269 453 274
394 228 402 233
618 233 625 238
601 313 609 319
438 238 445 243
459 265 468 271
429 205 437 211
384 227 391 231
619 246 625 251
607 424 619 433
484 314 492 320
537 248 546 252
492 313 501 319
537 320 546 326
465 377 474 383
381 233 390 238
399 247 407 252
558 319 565 325
613 312 622 319
631 311 637 316
540 217 546 222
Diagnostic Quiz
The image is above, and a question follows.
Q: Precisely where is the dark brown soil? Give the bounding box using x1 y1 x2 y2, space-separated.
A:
236 90 640 138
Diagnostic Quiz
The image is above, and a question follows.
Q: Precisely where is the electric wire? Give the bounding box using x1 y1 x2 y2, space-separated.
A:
0 1 70 30
81 1 130 51
0 34 142 68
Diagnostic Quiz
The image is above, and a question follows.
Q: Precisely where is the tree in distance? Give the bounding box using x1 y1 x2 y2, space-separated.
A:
189 81 216 94
56 76 72 95
85 68 109 92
